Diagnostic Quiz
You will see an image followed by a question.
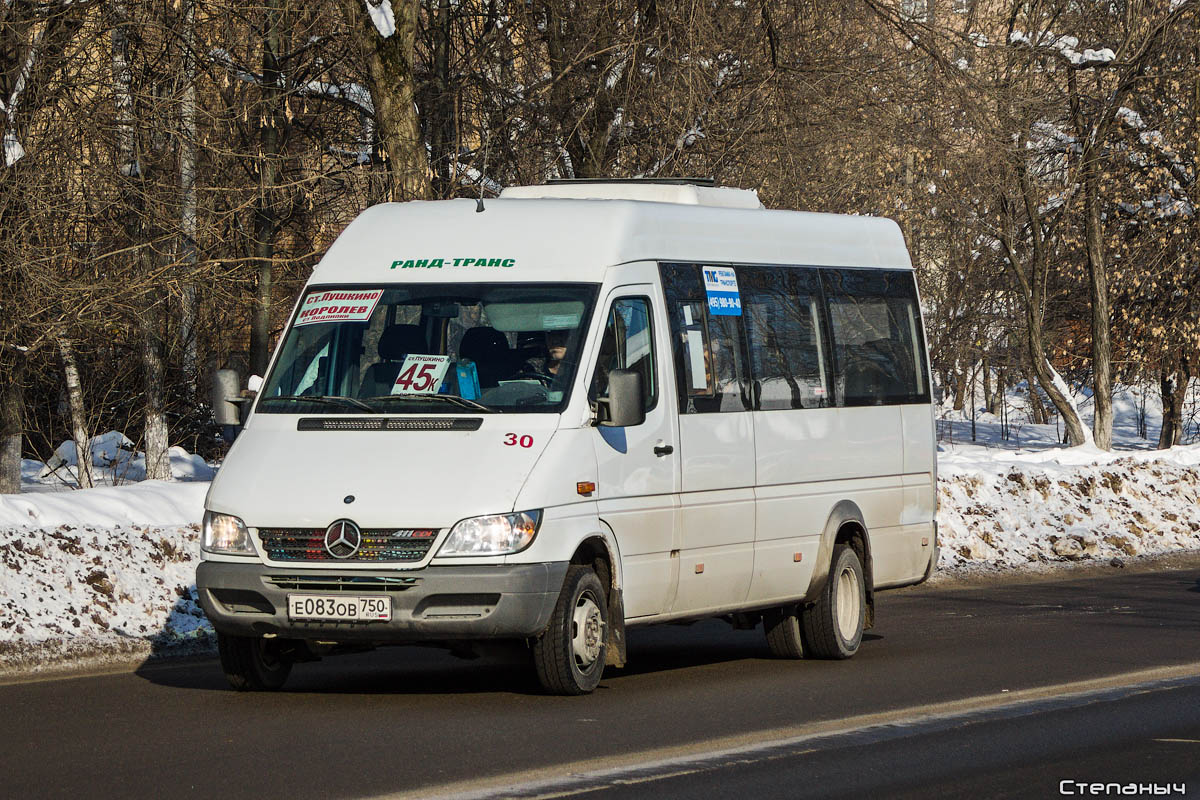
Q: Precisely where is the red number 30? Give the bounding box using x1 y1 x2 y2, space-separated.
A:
504 433 534 448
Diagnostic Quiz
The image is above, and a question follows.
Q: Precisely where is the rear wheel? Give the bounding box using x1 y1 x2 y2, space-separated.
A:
533 566 608 695
218 632 293 691
763 606 805 659
800 544 866 659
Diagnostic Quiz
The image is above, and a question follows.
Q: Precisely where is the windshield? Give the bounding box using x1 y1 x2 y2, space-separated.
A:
257 283 599 414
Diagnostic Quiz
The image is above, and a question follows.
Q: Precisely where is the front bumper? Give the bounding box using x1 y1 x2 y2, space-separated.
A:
196 560 569 643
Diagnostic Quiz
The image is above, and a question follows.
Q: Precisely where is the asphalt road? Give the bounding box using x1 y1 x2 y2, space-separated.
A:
2 563 1199 800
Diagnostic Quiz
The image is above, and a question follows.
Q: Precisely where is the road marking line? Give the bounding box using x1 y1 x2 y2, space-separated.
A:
1154 738 1200 744
367 663 1200 800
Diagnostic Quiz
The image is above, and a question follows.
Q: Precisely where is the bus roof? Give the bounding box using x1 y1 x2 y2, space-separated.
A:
309 197 912 286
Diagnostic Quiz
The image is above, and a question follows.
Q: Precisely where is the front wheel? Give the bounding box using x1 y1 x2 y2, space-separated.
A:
533 566 608 695
217 632 293 691
801 544 866 659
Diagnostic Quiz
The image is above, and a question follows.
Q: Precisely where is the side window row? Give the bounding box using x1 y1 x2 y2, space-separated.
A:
660 263 929 413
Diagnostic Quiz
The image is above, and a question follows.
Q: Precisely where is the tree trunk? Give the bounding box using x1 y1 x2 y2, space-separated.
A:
111 1 170 480
57 338 94 489
141 323 171 480
1023 363 1048 425
952 363 967 411
1081 153 1114 450
178 0 199 393
1158 357 1191 448
428 0 456 197
111 2 138 178
981 361 992 415
248 0 284 379
988 368 1006 416
0 353 24 494
1001 279 1088 444
343 0 430 202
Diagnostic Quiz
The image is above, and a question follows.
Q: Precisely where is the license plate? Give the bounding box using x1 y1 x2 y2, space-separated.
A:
287 594 392 622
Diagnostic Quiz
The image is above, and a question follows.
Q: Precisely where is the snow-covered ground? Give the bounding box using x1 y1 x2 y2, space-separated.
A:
1 381 1198 676
933 379 1200 571
21 430 216 493
2 441 215 676
938 444 1200 571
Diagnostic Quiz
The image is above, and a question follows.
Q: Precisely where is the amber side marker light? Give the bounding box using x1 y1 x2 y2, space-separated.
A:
577 481 596 496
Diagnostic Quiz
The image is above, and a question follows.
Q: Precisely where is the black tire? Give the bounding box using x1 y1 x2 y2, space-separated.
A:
217 632 293 691
801 544 866 660
763 606 805 659
533 566 608 695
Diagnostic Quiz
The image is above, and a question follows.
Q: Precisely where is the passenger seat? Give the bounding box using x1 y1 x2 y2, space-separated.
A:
361 324 427 397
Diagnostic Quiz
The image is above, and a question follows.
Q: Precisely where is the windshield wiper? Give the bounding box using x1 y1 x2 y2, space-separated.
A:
260 395 380 414
364 394 497 413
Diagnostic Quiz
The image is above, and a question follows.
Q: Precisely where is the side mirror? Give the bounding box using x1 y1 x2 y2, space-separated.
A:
212 369 243 427
598 369 646 428
213 369 255 444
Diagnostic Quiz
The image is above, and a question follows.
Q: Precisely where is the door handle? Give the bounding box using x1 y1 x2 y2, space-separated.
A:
653 443 674 456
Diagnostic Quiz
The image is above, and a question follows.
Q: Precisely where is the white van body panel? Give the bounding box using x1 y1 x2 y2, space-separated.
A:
209 414 562 531
673 414 757 614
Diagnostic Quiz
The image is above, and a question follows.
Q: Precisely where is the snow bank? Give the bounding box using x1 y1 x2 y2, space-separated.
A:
0 524 210 675
0 480 210 676
938 444 1200 571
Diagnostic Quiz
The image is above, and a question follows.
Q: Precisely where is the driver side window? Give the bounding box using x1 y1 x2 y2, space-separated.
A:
589 297 658 412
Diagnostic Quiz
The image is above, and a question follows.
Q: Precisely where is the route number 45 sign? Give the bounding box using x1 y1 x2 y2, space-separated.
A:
391 355 451 395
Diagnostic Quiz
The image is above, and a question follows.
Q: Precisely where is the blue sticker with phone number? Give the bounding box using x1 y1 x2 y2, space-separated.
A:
703 267 742 316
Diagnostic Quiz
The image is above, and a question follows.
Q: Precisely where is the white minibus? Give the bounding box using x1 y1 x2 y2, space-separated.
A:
197 180 937 695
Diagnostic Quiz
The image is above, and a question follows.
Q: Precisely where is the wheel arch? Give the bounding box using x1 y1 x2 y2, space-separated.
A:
569 526 627 667
805 500 876 629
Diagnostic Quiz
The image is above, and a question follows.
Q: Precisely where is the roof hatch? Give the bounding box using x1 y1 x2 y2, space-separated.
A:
498 178 763 210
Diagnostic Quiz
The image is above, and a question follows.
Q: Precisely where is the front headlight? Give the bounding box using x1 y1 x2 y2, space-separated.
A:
438 510 541 557
202 511 256 555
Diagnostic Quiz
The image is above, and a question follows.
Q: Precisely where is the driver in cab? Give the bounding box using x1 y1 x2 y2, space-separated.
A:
517 328 573 391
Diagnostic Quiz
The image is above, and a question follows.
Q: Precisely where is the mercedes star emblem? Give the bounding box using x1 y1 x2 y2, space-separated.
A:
323 519 362 559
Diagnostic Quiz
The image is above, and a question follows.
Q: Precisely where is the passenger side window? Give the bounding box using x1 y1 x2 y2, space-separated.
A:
822 269 928 406
660 264 751 414
589 297 657 413
741 266 830 409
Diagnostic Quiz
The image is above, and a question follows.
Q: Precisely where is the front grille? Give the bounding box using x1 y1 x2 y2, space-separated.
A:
297 417 482 431
259 528 439 562
265 575 420 592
